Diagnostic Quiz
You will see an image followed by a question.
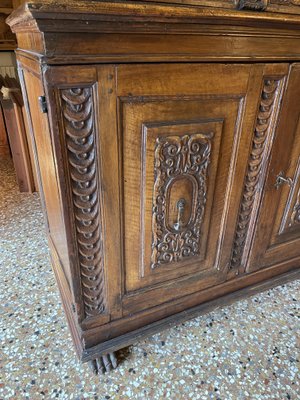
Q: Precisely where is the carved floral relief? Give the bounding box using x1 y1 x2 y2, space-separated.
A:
151 133 213 269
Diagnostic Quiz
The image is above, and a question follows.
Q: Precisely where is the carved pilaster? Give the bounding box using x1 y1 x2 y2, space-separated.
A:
230 79 282 271
60 87 107 318
151 133 212 269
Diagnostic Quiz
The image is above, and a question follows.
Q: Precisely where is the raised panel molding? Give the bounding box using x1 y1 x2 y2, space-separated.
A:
60 86 107 319
151 132 213 269
229 78 285 273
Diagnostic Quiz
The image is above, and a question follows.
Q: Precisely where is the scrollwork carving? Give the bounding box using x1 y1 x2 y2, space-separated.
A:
151 133 212 269
230 79 281 270
290 189 300 226
60 87 107 318
235 0 268 10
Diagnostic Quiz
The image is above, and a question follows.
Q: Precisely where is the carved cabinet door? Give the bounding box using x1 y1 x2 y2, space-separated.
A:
117 63 289 315
43 63 291 321
247 64 300 273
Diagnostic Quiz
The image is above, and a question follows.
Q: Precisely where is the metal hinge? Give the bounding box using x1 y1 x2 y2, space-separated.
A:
38 95 48 113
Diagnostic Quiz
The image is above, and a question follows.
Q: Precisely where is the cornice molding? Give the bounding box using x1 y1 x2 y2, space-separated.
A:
6 0 300 34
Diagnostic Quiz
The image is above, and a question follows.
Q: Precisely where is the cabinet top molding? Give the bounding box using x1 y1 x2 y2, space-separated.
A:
7 0 300 34
7 1 300 64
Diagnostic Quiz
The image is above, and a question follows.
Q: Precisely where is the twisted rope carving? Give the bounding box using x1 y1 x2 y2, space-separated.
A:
61 87 106 318
230 79 280 270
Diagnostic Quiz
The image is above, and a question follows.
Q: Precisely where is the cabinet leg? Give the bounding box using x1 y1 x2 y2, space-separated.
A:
88 351 118 374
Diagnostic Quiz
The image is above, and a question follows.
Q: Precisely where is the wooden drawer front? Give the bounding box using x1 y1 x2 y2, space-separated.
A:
248 64 300 272
117 63 284 313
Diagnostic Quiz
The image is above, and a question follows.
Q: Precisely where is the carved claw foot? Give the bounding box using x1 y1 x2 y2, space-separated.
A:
88 352 118 374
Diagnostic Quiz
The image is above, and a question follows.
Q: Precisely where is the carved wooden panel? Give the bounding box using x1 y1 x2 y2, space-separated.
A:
151 133 212 269
230 78 284 273
118 64 267 310
60 86 107 319
117 62 272 314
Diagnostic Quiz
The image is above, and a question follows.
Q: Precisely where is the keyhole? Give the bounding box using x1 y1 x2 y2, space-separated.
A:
174 198 186 231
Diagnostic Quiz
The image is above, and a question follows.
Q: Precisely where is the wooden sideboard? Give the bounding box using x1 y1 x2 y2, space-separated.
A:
7 0 300 373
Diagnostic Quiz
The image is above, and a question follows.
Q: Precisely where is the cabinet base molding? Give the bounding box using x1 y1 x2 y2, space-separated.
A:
81 268 300 364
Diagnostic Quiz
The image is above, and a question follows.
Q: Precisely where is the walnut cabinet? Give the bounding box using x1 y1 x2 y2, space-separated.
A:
7 0 300 373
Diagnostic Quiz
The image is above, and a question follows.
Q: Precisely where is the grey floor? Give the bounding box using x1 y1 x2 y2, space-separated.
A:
0 156 299 400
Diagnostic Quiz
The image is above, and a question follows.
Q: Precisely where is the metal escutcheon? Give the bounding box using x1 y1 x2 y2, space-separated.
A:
173 198 186 231
275 171 293 190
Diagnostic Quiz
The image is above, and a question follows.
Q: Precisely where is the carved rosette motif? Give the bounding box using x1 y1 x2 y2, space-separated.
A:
235 0 268 10
151 133 212 269
290 190 300 226
60 87 106 318
230 79 280 270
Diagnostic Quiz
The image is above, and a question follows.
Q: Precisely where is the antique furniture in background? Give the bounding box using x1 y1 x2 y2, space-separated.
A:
0 1 37 191
0 0 18 50
0 74 37 192
7 0 300 373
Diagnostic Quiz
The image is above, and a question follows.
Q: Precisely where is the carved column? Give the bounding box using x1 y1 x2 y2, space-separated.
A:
60 87 107 319
229 79 283 272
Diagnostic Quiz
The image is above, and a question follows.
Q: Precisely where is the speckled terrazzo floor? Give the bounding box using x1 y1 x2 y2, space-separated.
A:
0 156 299 400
